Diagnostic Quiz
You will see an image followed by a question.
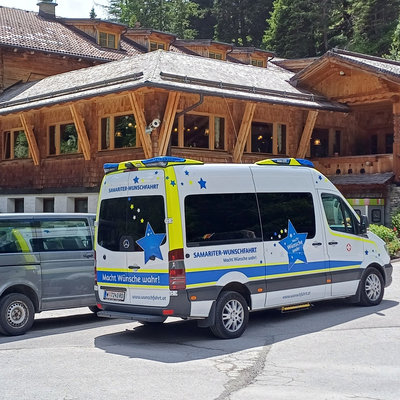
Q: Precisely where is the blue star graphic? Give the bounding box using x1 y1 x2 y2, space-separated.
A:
133 176 139 183
185 170 189 175
365 250 369 255
136 223 165 264
279 221 308 270
198 178 207 189
170 180 176 187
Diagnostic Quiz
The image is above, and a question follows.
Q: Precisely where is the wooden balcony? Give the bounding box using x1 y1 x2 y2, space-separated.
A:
311 154 393 176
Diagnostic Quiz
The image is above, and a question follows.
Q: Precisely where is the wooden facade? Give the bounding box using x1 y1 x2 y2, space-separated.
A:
1 4 400 222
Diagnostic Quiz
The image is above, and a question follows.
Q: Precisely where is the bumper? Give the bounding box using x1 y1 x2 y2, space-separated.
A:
384 263 393 287
97 310 166 322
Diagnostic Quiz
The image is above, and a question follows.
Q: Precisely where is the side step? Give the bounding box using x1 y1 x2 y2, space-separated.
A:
280 303 312 313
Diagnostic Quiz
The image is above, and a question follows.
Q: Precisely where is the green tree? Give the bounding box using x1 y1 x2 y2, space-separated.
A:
189 0 216 39
348 0 400 56
263 0 350 58
263 0 318 58
213 0 273 47
106 0 200 38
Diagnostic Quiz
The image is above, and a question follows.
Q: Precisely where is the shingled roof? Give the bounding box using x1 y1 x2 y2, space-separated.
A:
0 6 142 61
291 48 400 85
0 50 349 116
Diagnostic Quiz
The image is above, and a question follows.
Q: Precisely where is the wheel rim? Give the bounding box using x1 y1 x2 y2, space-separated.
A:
365 273 381 301
222 299 245 333
6 301 29 328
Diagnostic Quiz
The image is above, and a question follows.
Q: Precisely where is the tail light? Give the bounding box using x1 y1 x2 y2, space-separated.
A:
169 248 186 290
94 251 97 285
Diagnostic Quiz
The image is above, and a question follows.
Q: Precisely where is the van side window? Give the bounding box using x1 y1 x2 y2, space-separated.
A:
98 196 166 252
257 192 316 241
0 220 35 253
322 194 357 234
38 219 92 251
185 193 262 247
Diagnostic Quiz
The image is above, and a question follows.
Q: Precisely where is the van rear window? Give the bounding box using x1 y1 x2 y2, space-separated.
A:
98 196 166 252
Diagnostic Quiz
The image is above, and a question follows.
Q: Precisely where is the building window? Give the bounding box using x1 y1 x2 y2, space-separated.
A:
74 198 88 213
15 199 24 213
251 58 265 67
3 130 29 160
100 114 137 150
251 122 273 153
386 133 394 153
150 42 165 51
370 135 378 154
209 52 222 60
43 198 55 212
311 128 329 158
48 123 79 155
171 114 225 150
99 32 116 49
277 124 286 155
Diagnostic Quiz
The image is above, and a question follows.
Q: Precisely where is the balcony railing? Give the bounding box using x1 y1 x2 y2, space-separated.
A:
311 154 393 176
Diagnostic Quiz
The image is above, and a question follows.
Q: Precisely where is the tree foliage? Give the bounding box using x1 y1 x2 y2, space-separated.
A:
106 0 200 38
104 0 400 58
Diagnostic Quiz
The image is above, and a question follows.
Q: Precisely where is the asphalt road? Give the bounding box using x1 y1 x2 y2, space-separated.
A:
0 262 399 400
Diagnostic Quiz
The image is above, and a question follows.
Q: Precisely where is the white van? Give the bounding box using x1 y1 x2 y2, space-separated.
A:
94 157 392 339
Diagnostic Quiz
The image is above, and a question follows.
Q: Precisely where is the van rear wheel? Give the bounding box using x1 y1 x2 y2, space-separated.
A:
359 267 384 306
210 291 249 339
0 293 35 336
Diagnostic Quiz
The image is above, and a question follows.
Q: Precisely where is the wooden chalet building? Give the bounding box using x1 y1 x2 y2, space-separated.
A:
1 2 400 225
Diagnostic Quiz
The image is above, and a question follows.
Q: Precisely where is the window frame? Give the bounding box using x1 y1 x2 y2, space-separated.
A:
209 51 223 60
2 128 30 160
98 31 117 49
48 121 81 156
245 121 287 155
98 112 141 151
251 58 265 67
171 112 226 150
149 41 166 52
321 193 360 235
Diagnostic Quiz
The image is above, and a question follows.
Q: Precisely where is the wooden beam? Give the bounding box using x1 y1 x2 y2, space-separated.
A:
158 92 181 156
69 104 91 161
128 92 152 159
296 110 319 159
19 113 40 166
233 103 257 163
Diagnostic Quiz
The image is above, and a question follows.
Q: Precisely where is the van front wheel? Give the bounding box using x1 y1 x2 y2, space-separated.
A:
210 291 249 339
359 267 384 306
0 293 35 336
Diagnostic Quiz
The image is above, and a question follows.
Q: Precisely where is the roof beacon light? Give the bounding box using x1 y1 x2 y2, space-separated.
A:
103 163 120 174
142 156 186 168
256 158 315 168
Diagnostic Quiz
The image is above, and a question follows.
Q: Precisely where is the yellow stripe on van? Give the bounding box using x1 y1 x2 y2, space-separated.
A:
164 166 184 251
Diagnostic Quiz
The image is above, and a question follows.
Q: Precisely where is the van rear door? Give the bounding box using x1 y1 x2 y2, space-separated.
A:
97 168 169 308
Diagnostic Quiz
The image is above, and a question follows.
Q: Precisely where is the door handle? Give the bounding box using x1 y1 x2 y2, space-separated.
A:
83 253 94 258
312 242 322 246
128 264 140 271
328 241 338 246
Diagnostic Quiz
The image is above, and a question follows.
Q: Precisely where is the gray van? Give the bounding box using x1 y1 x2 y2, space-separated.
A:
0 213 96 336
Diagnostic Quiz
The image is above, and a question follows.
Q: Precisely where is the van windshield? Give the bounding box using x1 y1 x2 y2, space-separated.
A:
98 195 166 252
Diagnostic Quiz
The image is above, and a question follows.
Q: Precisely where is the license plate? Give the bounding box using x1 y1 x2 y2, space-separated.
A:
104 290 125 301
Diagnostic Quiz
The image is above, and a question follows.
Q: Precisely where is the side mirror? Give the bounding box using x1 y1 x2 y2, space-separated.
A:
360 215 369 234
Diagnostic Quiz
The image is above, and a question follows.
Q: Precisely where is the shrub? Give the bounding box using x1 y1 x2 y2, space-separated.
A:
391 210 400 234
369 224 400 257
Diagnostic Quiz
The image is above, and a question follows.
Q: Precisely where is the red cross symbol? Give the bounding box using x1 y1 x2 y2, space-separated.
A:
346 243 352 252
